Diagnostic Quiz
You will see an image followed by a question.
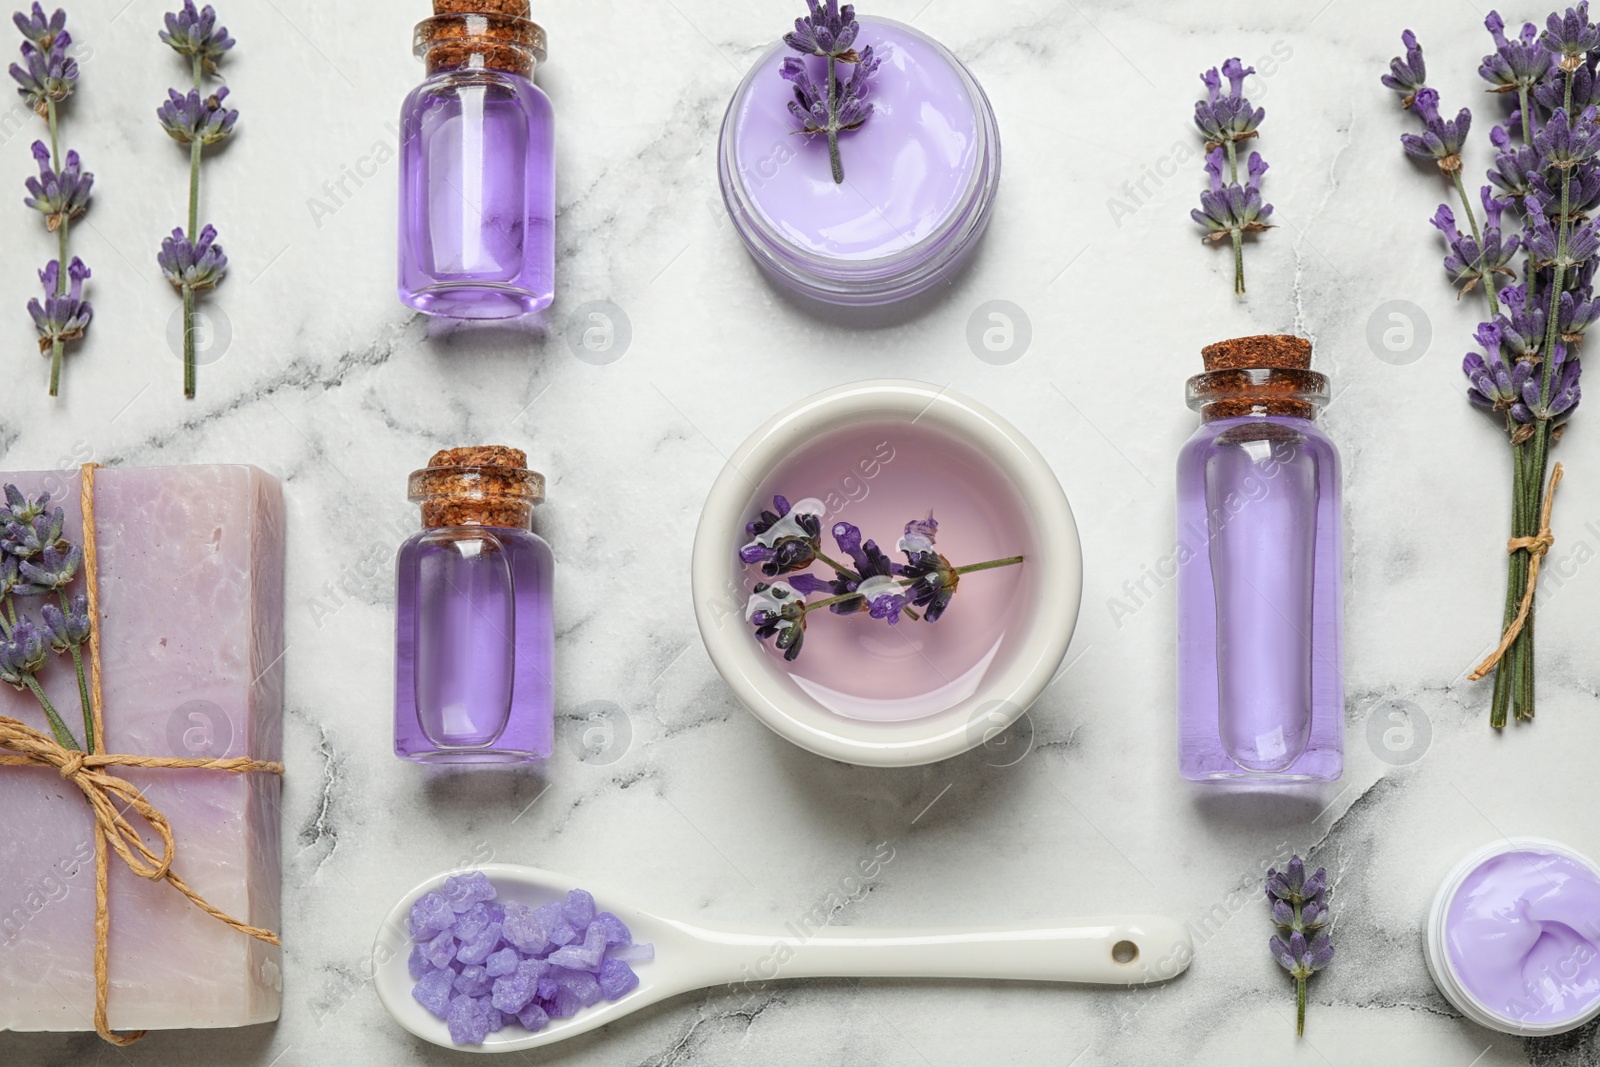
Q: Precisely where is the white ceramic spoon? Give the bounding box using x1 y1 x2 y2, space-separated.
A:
374 864 1194 1054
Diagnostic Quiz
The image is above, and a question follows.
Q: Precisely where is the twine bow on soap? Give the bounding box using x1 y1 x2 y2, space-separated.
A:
0 464 284 1046
1469 463 1564 684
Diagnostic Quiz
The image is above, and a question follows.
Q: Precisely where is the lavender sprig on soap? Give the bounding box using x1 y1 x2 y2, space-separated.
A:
9 3 92 397
0 483 96 753
781 1 881 184
156 0 236 400
1266 856 1333 1037
408 872 651 1046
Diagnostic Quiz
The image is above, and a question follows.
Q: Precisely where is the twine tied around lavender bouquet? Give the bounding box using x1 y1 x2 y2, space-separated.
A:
0 464 283 1046
1469 463 1564 682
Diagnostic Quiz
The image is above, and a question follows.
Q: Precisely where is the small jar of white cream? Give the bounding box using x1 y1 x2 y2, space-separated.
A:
1426 838 1600 1037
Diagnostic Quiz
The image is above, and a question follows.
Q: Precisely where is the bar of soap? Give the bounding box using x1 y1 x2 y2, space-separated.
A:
0 465 285 1032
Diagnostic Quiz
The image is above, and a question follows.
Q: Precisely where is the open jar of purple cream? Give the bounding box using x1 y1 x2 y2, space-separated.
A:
1426 838 1600 1036
717 14 1000 305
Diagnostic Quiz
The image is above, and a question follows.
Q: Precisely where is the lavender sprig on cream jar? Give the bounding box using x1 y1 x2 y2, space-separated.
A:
718 3 1001 305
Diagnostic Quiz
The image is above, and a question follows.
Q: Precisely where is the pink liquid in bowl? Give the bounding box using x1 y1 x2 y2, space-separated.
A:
741 421 1038 722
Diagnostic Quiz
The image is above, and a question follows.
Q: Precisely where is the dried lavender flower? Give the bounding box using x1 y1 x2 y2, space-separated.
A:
1192 61 1272 295
27 256 91 355
158 1 235 399
1266 856 1333 1037
157 224 229 291
1401 87 1473 170
1382 29 1428 107
156 85 237 146
1431 191 1520 295
160 0 233 71
23 140 90 229
1541 2 1600 70
1482 14 1551 93
12 6 90 397
780 1 879 185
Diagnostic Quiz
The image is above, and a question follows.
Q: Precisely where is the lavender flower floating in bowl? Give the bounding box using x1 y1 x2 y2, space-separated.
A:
691 382 1082 767
1381 6 1595 728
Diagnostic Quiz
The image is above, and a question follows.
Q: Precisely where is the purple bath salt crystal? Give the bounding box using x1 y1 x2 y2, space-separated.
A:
563 889 596 927
447 993 492 1045
597 958 639 1000
412 967 456 1019
442 871 497 913
455 920 503 966
547 920 578 947
536 976 559 1001
606 942 654 964
547 925 607 972
408 943 429 980
491 972 537 1013
516 956 550 982
517 1001 550 1033
477 998 507 1033
533 901 564 930
453 965 493 997
593 911 631 946
484 947 519 978
424 930 458 970
454 902 494 940
544 984 583 1018
552 966 602 1007
502 902 548 955
486 903 506 923
409 891 457 940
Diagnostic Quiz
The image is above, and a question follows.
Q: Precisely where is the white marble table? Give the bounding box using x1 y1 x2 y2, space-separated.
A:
3 0 1598 1064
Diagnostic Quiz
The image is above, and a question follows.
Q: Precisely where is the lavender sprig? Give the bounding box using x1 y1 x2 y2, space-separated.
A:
780 1 879 185
0 483 97 752
158 0 235 400
10 4 90 397
1383 8 1595 728
1193 59 1273 294
1266 857 1333 1037
738 502 1024 662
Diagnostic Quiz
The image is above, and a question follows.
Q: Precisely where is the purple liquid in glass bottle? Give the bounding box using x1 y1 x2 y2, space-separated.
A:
395 446 554 763
399 1 555 320
1176 337 1344 781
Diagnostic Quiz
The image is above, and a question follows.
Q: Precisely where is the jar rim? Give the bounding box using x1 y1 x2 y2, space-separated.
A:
716 17 1001 306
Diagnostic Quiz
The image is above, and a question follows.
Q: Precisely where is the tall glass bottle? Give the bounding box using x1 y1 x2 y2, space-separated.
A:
1176 335 1344 781
395 446 554 763
399 0 555 319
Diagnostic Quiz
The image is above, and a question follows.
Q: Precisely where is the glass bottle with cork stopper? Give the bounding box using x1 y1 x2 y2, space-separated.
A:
1175 335 1345 782
398 0 556 320
395 446 555 763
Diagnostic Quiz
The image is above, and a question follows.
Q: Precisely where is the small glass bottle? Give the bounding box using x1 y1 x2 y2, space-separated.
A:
399 0 555 320
1176 336 1344 782
395 446 554 763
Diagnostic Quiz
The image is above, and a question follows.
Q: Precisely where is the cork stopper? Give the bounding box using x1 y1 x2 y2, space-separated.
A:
415 1 547 78
409 446 546 529
1201 334 1313 372
1188 335 1327 421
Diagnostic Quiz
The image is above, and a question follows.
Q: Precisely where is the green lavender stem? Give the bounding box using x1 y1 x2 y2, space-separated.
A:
59 590 94 754
25 674 81 752
826 55 843 185
183 53 204 400
45 98 70 398
1296 977 1307 1037
1226 139 1246 294
798 556 1026 616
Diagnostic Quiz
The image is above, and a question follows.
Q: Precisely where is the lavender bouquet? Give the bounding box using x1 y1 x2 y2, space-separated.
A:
1193 58 1273 294
739 498 1023 661
156 0 235 400
1383 7 1592 728
10 3 92 398
780 1 880 185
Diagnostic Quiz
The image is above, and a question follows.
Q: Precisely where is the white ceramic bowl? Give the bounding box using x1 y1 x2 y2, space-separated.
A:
691 380 1081 767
